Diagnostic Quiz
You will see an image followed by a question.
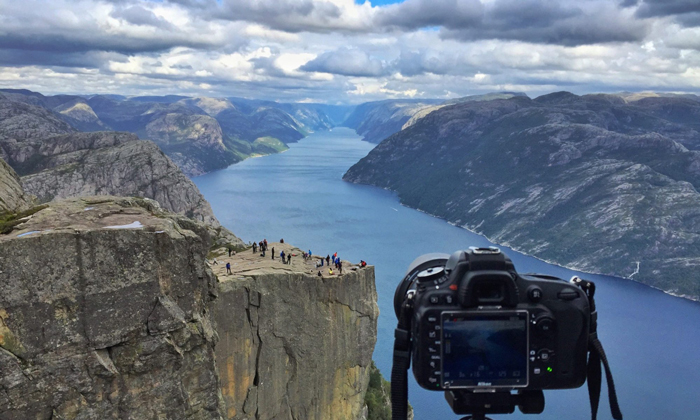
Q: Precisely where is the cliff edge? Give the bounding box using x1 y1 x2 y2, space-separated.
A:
0 197 379 419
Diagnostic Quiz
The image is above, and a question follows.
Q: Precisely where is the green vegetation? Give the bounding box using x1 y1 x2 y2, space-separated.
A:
365 361 391 420
364 361 412 420
0 204 49 234
252 136 288 155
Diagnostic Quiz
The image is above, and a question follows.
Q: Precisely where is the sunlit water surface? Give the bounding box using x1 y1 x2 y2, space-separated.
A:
194 128 700 420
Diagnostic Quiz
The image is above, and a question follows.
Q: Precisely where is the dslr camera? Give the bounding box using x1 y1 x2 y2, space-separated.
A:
391 247 622 420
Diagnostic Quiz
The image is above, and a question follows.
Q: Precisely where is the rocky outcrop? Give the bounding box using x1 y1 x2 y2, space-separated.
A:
0 158 29 214
345 93 700 300
211 244 379 420
0 197 222 419
9 130 220 227
0 198 379 420
0 95 242 247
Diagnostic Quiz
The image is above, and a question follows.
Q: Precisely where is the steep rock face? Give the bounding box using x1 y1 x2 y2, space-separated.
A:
211 247 379 420
9 131 220 229
345 94 700 300
0 158 28 213
0 197 223 419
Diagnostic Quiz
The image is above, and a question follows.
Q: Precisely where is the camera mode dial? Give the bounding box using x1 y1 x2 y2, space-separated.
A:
417 266 446 284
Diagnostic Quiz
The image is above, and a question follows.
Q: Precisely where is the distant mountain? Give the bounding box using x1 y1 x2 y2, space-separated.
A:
343 93 526 144
344 92 700 300
612 91 700 103
342 99 443 144
2 89 347 176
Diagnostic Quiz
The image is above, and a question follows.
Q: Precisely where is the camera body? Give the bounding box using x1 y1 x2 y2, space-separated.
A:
395 247 590 392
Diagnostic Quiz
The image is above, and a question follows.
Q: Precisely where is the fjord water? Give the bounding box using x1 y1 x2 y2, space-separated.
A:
194 128 700 420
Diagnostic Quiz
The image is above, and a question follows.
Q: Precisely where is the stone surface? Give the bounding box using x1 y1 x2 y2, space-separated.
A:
210 243 379 420
0 197 222 419
0 158 28 214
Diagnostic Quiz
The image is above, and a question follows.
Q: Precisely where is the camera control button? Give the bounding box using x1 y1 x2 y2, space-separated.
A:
428 331 437 338
428 347 438 353
533 367 542 376
538 349 552 361
557 288 579 301
427 316 438 323
445 295 453 304
534 316 555 335
428 377 438 384
528 286 543 302
429 296 439 304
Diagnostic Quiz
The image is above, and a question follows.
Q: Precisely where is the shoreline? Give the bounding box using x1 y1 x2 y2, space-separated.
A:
351 180 700 304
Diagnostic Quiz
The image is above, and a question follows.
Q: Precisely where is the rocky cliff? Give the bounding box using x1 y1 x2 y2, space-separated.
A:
0 197 222 419
0 158 28 214
210 242 378 420
344 93 700 300
0 197 379 419
0 96 241 246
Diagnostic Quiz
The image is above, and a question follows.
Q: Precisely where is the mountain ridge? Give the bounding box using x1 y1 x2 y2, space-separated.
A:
344 93 700 300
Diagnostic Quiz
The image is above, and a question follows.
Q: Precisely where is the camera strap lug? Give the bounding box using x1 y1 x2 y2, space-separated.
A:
391 296 414 420
571 276 623 420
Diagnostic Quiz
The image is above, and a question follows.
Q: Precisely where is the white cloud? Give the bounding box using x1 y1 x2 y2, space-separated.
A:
0 0 698 102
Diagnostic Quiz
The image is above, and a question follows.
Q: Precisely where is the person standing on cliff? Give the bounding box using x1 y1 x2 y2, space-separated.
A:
326 255 330 266
287 253 292 264
226 262 231 274
338 260 343 274
228 247 232 257
264 239 268 250
253 242 257 253
281 250 286 263
271 246 275 260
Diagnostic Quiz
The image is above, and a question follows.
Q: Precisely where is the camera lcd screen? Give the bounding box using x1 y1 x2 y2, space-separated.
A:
441 311 528 388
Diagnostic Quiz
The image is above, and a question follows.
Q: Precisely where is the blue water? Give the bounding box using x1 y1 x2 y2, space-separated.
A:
194 128 700 420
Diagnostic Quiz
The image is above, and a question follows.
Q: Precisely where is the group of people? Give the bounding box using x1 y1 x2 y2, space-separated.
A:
313 252 369 276
247 240 368 274
279 249 293 264
253 239 269 257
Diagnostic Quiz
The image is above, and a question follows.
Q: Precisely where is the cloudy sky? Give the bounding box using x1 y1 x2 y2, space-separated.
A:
0 0 699 103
